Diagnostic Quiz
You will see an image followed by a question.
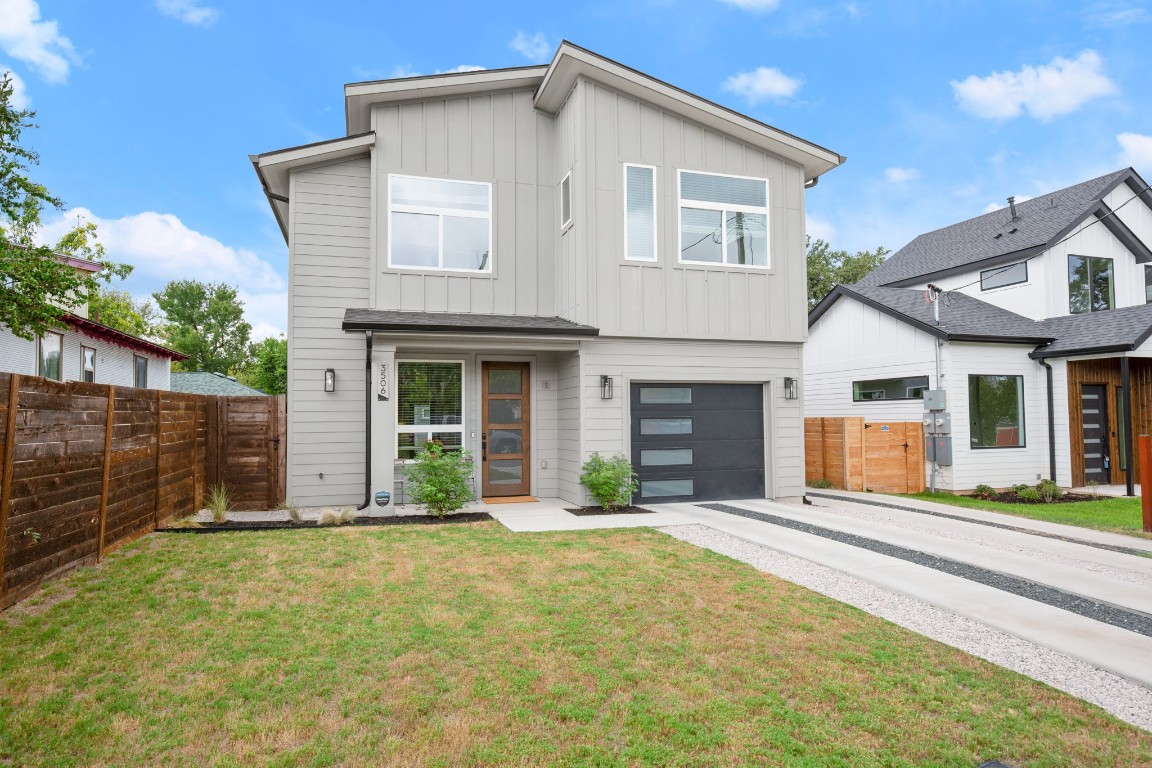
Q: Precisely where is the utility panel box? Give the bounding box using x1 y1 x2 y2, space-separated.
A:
925 435 953 466
923 389 947 412
922 411 952 434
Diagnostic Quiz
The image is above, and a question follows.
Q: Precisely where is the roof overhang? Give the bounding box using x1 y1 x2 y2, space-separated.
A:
344 66 548 135
534 42 844 181
250 132 376 241
62 313 188 361
341 308 599 337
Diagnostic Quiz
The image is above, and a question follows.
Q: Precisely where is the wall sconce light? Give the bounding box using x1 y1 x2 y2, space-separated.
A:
784 377 798 400
600 375 614 400
324 368 336 393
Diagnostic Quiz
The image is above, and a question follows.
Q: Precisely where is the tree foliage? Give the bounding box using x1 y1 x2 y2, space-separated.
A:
0 74 131 339
806 237 890 311
153 280 252 374
88 287 160 339
237 335 287 395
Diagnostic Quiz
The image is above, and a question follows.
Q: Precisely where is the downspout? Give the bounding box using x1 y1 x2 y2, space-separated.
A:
1122 356 1135 497
1037 357 1057 483
357 330 373 510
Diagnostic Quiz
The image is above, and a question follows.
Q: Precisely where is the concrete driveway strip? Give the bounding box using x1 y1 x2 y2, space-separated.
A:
650 503 1152 688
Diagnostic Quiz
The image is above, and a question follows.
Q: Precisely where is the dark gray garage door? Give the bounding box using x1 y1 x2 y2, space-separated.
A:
630 382 765 503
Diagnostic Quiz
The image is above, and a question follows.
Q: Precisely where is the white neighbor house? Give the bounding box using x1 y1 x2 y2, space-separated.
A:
251 42 844 509
0 255 184 389
805 168 1152 492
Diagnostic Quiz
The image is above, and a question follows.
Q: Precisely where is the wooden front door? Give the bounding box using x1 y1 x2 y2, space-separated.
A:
481 362 530 497
1080 384 1110 484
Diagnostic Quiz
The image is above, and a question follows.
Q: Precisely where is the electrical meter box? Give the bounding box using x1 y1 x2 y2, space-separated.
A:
925 435 953 466
922 411 952 434
923 389 947 412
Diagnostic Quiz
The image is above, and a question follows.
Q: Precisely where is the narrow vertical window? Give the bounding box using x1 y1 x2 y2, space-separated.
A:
133 355 148 388
81 346 96 383
1068 254 1114 314
37 331 63 381
560 173 572 230
624 164 657 262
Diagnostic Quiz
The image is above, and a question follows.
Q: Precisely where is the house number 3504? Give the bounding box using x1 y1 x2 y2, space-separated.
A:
378 363 389 401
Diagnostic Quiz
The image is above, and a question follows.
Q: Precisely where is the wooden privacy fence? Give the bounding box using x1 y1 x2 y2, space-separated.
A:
0 373 285 609
806 417 925 494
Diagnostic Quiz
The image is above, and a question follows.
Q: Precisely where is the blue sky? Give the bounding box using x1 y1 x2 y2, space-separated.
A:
3 0 1151 337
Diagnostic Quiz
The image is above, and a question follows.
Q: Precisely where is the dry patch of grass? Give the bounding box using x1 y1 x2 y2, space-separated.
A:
2 522 1150 767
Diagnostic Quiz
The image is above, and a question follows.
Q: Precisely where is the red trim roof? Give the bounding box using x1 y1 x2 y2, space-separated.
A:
61 314 188 361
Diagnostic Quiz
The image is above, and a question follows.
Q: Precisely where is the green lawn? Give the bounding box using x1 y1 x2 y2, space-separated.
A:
904 492 1150 538
2 523 1150 767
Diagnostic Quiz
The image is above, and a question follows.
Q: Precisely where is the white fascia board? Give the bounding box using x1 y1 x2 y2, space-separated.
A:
344 67 548 134
535 43 844 180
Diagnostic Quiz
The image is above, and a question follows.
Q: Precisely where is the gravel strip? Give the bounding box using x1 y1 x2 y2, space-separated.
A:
806 491 1151 558
659 523 1152 732
700 502 1152 637
804 497 1152 591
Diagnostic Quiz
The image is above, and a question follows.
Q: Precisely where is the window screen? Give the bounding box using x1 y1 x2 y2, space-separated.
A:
625 165 656 261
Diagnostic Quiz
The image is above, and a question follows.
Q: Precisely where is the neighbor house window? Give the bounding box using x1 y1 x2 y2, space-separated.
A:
1145 265 1152 304
81 346 96 383
1068 255 1114 314
37 331 63 381
852 375 929 401
624 164 657 262
396 361 464 461
560 172 572 230
388 175 492 272
980 261 1028 291
133 355 148 388
968 374 1024 448
678 170 769 268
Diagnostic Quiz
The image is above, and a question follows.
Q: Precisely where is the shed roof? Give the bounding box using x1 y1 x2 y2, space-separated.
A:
342 309 599 336
170 372 268 396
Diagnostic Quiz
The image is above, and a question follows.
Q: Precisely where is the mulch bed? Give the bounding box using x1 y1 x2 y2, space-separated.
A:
976 493 1103 505
158 512 492 533
565 506 656 517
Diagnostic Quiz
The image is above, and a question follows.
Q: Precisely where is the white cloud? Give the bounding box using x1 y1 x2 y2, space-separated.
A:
806 214 838 244
718 0 781 11
384 63 485 79
1118 132 1152 169
951 50 1117 121
155 0 219 27
1 67 28 108
0 0 77 83
439 64 485 74
509 31 551 62
982 195 1032 214
885 167 920 183
722 66 802 104
1086 2 1150 27
38 208 286 336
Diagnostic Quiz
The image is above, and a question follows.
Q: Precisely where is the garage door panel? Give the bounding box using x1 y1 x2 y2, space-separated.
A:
636 439 763 472
637 468 764 502
632 411 762 443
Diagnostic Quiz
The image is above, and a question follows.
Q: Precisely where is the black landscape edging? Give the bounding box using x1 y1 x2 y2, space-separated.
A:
701 502 1152 638
157 512 492 533
565 506 656 517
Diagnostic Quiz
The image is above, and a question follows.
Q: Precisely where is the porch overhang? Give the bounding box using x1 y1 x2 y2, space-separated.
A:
341 308 599 338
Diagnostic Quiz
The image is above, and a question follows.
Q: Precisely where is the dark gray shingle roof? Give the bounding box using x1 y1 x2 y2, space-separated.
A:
342 309 599 336
170 372 268 396
1033 303 1152 357
860 170 1132 287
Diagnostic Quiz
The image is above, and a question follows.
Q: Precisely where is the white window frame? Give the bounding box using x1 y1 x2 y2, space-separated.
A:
81 345 96 383
623 163 658 262
395 360 466 459
133 354 148 388
560 172 572 231
387 174 493 273
37 331 63 381
677 169 770 269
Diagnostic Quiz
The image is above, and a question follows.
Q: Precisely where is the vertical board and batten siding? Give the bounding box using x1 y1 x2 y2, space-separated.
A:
924 257 1050 322
580 79 808 342
556 81 585 325
288 158 372 506
370 90 559 319
556 351 583 504
580 339 804 498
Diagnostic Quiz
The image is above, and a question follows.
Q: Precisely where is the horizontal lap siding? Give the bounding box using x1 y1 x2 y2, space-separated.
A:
288 158 371 506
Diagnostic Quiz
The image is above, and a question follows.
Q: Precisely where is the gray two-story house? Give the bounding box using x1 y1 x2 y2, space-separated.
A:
252 42 843 508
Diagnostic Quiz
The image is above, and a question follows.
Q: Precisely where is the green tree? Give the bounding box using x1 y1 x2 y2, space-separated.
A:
89 287 160 338
806 237 890 311
153 280 252 373
237 335 287 395
0 74 130 339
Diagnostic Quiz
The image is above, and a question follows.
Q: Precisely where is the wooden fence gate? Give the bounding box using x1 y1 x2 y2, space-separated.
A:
805 417 925 494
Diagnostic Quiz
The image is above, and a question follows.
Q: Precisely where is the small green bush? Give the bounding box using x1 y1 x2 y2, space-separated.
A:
1037 479 1063 503
1010 483 1030 495
1016 486 1043 503
206 484 230 524
579 452 638 511
809 479 835 489
406 441 475 517
972 484 996 499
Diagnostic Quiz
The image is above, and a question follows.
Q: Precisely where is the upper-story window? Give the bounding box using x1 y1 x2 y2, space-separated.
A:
678 170 768 268
624 164 657 262
1068 254 1114 314
388 174 492 272
980 261 1027 291
560 173 572 231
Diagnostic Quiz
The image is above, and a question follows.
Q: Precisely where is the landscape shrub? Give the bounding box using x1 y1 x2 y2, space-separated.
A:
406 441 475 517
809 479 835 489
972 484 996 499
579 452 638 511
1016 486 1043 503
1037 479 1063 503
1010 483 1030 495
206 484 230 524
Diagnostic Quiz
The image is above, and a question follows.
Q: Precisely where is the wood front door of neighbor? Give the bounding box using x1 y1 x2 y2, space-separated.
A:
1080 384 1110 484
481 362 531 497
